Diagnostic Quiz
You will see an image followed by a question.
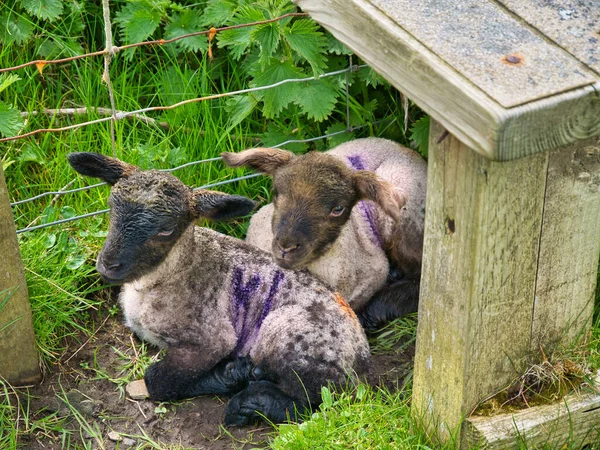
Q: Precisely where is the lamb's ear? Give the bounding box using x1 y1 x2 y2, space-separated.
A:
221 148 294 174
192 190 256 221
67 152 138 185
353 171 407 223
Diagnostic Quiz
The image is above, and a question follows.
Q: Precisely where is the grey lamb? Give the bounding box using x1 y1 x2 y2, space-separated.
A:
67 152 370 426
222 137 427 330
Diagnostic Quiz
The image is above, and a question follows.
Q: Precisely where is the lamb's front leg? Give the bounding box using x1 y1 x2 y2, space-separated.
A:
144 346 253 401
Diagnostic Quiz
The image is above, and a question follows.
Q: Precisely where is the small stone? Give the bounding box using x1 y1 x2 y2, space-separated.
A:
107 431 122 442
126 379 149 400
122 437 136 447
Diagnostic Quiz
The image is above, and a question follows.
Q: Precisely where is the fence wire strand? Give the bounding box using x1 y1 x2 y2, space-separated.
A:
0 13 308 75
0 66 365 144
13 117 391 235
7 11 389 236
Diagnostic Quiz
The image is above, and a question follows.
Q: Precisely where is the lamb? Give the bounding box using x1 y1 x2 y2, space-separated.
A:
67 152 370 426
222 137 427 330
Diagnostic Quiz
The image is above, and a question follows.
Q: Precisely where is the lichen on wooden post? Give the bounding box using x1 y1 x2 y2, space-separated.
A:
412 119 600 444
0 164 40 385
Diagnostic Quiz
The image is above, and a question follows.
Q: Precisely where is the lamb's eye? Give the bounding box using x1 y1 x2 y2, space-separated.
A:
156 229 174 237
330 206 345 217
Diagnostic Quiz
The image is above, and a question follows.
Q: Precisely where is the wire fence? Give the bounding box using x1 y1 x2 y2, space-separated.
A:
4 6 390 235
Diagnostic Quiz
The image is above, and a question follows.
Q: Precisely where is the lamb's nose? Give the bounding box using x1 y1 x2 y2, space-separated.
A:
105 261 123 271
278 243 299 257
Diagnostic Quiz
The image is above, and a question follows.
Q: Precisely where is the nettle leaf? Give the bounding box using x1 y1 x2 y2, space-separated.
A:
252 22 280 63
225 94 258 129
358 66 387 88
19 144 45 165
325 32 352 55
164 10 207 53
167 147 187 167
18 0 63 22
261 123 308 154
250 58 304 118
294 80 339 121
283 19 327 75
217 6 265 60
200 0 237 26
115 0 165 44
410 115 430 158
254 0 296 18
0 12 34 45
159 65 197 104
0 102 24 138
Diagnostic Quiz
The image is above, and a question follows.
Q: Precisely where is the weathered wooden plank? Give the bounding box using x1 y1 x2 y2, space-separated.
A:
463 372 600 449
0 164 40 385
531 138 600 351
294 0 502 158
369 0 595 108
499 0 600 74
294 0 600 161
496 83 600 161
412 119 549 438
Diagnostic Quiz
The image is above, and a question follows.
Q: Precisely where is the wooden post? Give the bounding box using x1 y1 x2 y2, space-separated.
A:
291 0 600 445
0 164 40 385
412 119 600 443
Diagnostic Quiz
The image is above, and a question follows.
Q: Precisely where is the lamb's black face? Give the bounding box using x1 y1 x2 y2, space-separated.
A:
97 171 192 284
270 155 358 270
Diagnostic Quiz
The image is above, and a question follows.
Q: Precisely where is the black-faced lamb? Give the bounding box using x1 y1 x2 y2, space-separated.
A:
222 137 427 330
67 152 370 426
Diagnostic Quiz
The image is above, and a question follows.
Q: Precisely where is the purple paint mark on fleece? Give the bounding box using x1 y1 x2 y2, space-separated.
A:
230 267 285 355
257 270 284 329
231 267 261 354
347 155 383 247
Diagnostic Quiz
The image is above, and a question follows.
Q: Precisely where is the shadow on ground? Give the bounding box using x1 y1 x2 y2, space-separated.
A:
18 305 414 449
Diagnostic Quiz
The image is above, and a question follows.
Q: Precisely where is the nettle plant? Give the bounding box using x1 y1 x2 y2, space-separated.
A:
0 0 395 145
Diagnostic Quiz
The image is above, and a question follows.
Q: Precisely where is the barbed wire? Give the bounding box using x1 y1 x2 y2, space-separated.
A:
0 65 365 144
0 13 308 74
14 118 392 235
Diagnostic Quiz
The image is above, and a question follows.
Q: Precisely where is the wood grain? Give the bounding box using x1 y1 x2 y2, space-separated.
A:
412 119 549 438
531 138 600 351
293 0 600 161
496 83 600 161
463 373 600 449
295 0 501 158
0 165 40 385
369 0 595 108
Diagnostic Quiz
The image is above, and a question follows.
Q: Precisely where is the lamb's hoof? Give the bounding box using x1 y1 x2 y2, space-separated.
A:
224 380 296 426
126 379 149 400
224 356 254 386
225 386 262 426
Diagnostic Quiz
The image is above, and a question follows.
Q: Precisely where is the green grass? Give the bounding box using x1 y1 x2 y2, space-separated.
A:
1 3 599 449
272 384 437 450
0 10 417 447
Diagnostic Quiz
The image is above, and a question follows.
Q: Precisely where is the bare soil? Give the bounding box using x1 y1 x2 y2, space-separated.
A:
19 304 414 450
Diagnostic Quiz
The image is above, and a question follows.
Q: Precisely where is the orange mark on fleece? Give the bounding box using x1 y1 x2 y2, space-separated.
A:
333 292 360 326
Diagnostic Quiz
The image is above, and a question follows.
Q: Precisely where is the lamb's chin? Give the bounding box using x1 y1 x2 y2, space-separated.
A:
273 257 299 270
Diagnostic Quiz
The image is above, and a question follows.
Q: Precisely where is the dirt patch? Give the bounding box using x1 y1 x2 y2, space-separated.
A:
18 306 414 450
